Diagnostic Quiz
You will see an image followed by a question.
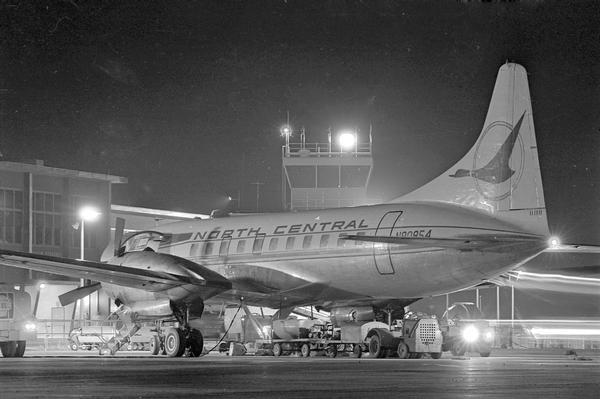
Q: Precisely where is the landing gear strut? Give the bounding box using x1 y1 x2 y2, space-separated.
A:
157 301 204 358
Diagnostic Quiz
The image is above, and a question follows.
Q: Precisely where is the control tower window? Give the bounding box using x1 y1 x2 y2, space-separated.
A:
341 166 369 188
286 166 316 188
317 166 339 188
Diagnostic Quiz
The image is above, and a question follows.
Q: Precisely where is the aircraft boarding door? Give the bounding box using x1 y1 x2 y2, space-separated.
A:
373 211 403 274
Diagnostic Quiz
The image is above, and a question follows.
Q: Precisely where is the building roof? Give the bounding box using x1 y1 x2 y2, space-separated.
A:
0 160 127 184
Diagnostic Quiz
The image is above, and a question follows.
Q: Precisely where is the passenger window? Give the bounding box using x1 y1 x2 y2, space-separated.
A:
219 240 230 256
320 235 329 248
253 235 265 254
286 236 295 250
236 240 246 253
337 237 346 247
190 243 201 257
202 242 213 256
269 238 279 251
302 235 312 249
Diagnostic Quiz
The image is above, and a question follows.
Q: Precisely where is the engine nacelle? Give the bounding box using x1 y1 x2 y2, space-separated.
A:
129 299 173 318
330 306 375 324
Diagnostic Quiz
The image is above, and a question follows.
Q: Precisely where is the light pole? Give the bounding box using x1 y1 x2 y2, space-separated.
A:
78 206 101 261
77 205 101 321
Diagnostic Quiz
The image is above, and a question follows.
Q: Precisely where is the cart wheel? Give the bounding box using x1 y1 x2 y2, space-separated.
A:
326 344 337 358
300 343 310 357
351 344 362 358
273 343 282 357
430 352 442 359
451 343 465 356
397 342 410 359
69 342 78 351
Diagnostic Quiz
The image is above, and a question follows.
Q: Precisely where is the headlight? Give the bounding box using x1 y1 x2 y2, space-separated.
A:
483 329 494 342
462 325 479 343
24 321 37 332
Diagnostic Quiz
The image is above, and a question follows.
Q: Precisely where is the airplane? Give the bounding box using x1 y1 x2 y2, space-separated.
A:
0 62 553 357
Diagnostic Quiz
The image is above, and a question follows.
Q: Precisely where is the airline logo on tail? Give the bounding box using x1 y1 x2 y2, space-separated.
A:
450 112 526 201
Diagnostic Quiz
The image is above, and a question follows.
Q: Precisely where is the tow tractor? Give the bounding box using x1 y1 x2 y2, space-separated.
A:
440 302 494 357
0 285 36 358
269 308 443 359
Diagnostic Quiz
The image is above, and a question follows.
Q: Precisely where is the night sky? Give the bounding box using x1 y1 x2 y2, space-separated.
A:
2 1 599 244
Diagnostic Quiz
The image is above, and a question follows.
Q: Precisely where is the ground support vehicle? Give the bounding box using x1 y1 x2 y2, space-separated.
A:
70 324 157 352
269 316 443 359
0 286 36 358
440 303 494 357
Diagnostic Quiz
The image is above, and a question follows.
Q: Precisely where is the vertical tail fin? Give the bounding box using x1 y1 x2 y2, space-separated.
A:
393 63 549 236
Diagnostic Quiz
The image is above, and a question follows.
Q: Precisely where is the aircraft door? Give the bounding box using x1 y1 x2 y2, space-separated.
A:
373 211 403 274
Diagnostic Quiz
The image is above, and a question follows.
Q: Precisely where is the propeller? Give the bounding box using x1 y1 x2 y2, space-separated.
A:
58 282 102 306
114 217 125 256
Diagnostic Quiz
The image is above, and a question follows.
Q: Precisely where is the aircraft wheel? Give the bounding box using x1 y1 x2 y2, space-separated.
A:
164 328 185 357
1 341 17 357
326 344 337 358
430 352 442 359
188 329 204 357
149 335 161 355
351 344 362 358
300 343 310 358
368 334 384 358
480 351 491 357
272 343 282 357
451 343 465 356
397 342 410 359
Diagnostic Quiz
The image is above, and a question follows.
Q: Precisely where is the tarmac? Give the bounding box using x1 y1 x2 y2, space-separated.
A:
0 349 598 398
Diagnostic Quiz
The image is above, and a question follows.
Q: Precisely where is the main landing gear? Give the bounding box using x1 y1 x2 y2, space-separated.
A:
100 301 204 358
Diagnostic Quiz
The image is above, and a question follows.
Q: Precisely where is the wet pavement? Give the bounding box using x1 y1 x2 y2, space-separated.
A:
0 350 598 398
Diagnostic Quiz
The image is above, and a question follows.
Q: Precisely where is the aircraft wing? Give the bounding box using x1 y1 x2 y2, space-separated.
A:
0 249 220 292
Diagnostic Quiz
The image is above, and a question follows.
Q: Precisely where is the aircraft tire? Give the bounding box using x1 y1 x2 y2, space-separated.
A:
430 352 442 359
164 328 185 357
149 335 161 355
480 351 491 357
188 329 204 357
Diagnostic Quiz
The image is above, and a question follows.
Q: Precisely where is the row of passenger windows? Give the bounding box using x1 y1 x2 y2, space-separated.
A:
189 233 366 257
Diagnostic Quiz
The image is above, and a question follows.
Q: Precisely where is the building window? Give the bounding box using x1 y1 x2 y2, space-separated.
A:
33 192 62 247
320 235 329 248
302 235 312 249
0 189 23 244
285 236 295 250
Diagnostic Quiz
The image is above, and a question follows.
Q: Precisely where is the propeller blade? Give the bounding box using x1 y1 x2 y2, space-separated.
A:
58 282 102 306
114 217 125 256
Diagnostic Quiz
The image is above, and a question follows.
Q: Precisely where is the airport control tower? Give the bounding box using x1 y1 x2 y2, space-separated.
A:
281 127 373 211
